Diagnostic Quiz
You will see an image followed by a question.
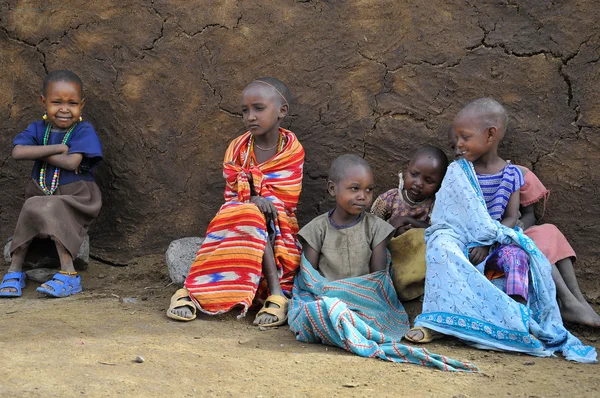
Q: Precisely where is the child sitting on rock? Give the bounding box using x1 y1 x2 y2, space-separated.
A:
370 146 448 301
0 70 103 298
167 77 304 328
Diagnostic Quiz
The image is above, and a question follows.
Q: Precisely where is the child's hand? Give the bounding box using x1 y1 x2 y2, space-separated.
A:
57 144 70 154
388 215 413 229
468 245 490 265
250 196 278 222
394 224 413 237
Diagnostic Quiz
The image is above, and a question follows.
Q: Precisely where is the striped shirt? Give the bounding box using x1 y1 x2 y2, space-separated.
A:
476 164 524 221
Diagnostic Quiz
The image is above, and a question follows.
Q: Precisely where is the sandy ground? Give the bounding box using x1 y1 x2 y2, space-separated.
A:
0 255 598 397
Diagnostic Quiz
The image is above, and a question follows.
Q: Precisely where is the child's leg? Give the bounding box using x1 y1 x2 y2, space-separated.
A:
8 242 31 273
54 239 76 274
0 242 31 294
37 239 79 294
556 258 586 303
553 261 600 327
253 243 286 326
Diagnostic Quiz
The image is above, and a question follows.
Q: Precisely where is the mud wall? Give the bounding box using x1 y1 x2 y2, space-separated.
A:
1 1 599 297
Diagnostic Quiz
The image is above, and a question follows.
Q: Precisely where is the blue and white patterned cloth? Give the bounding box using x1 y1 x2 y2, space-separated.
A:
289 255 479 372
415 159 597 363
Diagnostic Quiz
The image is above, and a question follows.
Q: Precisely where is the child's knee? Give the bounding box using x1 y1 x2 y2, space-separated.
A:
23 196 56 212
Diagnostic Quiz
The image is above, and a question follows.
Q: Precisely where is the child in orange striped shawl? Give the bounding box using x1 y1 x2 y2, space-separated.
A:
167 78 304 328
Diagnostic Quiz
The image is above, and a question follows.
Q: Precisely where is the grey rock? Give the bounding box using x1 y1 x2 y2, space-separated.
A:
25 268 57 283
165 237 204 286
3 235 90 270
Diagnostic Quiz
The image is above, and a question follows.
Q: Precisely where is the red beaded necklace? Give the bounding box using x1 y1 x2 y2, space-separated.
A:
38 123 77 195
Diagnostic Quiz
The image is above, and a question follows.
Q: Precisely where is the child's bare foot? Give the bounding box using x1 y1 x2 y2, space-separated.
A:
253 294 288 327
404 326 443 343
560 300 600 328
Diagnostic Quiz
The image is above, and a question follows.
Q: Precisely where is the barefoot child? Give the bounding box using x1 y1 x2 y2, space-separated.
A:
408 98 596 363
370 146 447 300
288 154 477 371
448 126 600 327
167 78 304 328
0 70 102 298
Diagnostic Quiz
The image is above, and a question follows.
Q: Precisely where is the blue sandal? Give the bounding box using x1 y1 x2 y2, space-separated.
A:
36 273 82 298
0 272 27 298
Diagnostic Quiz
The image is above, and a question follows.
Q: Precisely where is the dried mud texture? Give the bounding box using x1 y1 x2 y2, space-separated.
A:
0 1 599 295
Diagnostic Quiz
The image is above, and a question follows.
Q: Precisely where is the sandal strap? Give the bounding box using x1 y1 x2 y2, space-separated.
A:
256 306 284 318
169 289 196 314
2 272 25 283
0 280 23 290
50 273 79 285
264 295 288 308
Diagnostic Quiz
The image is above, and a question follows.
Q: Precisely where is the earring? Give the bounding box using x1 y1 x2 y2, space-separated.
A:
79 116 83 122
42 113 48 121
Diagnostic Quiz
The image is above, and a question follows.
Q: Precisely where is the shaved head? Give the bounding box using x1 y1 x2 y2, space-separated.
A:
246 77 291 109
328 154 371 183
411 145 448 175
455 97 508 137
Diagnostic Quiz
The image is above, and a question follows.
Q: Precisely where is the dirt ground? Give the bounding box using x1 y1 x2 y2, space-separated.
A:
0 255 598 398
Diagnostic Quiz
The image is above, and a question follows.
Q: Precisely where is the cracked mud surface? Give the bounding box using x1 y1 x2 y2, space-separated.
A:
0 3 599 297
0 255 599 397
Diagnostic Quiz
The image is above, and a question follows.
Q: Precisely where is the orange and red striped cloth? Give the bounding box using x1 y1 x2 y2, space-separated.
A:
185 129 304 316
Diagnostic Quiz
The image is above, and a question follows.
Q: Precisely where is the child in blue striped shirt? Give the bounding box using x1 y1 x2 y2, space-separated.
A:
453 98 529 304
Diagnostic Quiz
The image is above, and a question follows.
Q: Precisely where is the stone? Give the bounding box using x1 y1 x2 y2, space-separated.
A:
165 237 204 286
25 268 57 284
3 235 90 271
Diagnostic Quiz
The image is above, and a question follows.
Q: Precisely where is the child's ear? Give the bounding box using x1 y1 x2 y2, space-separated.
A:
278 103 289 119
327 180 336 197
80 97 86 110
40 95 46 106
487 126 497 142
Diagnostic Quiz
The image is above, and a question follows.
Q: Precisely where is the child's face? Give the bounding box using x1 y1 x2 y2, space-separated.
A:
329 165 374 218
447 126 462 160
403 155 444 202
453 114 491 162
241 84 287 138
41 80 85 129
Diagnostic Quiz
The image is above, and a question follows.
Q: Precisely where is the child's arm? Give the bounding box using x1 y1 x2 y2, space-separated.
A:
12 144 69 160
501 190 520 229
519 203 536 230
388 215 430 236
303 244 320 270
369 240 388 273
41 153 84 171
406 218 430 229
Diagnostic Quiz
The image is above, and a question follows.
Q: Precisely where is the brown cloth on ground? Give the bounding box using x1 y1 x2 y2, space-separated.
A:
388 228 427 301
10 179 102 258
